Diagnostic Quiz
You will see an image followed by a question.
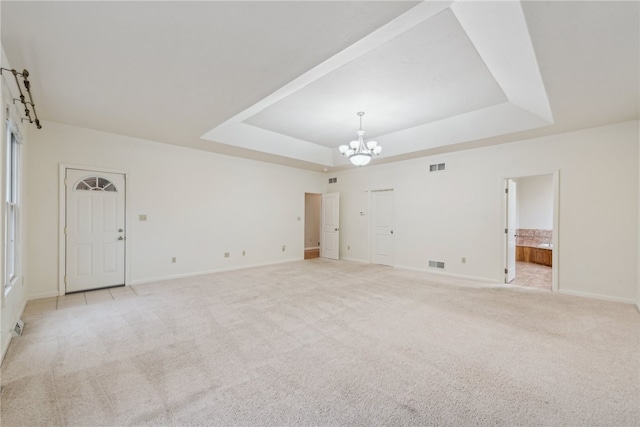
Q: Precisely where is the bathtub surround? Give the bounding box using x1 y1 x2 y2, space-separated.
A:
516 229 552 248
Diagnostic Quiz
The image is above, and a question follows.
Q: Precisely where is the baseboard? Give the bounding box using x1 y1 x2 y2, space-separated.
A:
1 297 28 365
28 291 60 300
130 258 304 286
339 257 368 264
558 289 636 305
395 264 499 284
304 246 320 251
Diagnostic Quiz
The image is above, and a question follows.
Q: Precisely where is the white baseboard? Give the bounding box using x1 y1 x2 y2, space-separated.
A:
395 264 499 284
1 297 28 365
339 257 368 264
28 291 60 300
558 289 636 305
304 246 320 251
130 258 304 286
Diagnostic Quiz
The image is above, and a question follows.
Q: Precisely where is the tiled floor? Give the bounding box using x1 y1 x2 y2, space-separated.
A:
511 261 552 290
22 286 138 316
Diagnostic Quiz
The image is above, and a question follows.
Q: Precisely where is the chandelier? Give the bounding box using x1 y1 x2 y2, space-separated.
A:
339 112 381 166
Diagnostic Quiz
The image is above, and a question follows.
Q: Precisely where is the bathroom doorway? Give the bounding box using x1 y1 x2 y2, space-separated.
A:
504 172 559 292
304 193 322 259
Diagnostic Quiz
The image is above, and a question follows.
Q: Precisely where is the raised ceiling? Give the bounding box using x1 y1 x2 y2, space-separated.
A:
1 1 638 171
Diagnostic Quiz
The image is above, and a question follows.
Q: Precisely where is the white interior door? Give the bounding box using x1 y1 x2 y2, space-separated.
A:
66 169 126 293
505 179 517 283
321 192 339 260
371 190 394 266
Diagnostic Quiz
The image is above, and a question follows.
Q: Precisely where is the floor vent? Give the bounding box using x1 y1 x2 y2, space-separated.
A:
429 163 445 172
12 319 24 337
428 260 445 269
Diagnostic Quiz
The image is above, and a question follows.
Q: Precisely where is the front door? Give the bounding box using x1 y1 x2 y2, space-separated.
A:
321 192 339 260
65 169 126 293
371 189 394 266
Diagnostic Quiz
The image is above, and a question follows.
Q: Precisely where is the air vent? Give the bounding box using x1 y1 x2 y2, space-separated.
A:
429 163 445 172
328 177 338 184
428 260 445 269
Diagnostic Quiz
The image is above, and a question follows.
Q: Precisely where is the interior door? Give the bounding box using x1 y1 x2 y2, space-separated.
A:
321 192 339 260
505 179 517 283
372 190 394 266
66 169 126 293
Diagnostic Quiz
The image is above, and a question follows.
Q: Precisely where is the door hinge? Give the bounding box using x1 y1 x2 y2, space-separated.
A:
505 228 508 234
63 276 67 284
64 178 68 186
64 227 67 234
504 268 508 274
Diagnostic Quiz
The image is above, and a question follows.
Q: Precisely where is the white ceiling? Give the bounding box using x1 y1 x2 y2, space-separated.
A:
1 1 638 171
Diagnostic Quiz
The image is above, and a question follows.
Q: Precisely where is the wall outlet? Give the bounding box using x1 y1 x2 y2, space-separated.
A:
242 250 246 256
461 257 466 264
282 245 286 252
347 245 351 250
171 257 176 263
224 252 230 258
139 214 148 221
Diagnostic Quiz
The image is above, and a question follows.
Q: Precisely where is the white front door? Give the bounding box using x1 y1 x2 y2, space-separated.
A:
505 179 517 283
371 190 394 266
65 169 126 293
321 192 339 260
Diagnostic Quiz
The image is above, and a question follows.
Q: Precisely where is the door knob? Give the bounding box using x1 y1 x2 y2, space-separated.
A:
117 236 124 241
335 228 339 231
118 228 123 232
390 230 394 234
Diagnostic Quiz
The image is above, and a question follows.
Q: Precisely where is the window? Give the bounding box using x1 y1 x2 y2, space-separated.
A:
75 176 117 192
5 122 19 289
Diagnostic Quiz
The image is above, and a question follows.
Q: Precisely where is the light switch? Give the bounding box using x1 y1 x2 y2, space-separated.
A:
139 214 148 221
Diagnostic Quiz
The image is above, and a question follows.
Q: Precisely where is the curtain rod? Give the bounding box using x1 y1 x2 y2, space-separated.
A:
1 67 42 129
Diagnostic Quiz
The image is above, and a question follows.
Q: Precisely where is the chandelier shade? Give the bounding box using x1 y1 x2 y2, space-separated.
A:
339 112 381 166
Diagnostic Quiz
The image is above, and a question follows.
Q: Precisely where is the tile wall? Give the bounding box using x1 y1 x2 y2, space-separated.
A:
516 229 553 247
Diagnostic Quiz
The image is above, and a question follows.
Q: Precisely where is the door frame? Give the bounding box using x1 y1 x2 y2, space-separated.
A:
58 164 131 296
368 188 395 266
502 170 559 293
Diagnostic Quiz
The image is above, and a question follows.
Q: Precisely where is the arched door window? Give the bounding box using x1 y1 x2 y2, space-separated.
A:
75 177 117 192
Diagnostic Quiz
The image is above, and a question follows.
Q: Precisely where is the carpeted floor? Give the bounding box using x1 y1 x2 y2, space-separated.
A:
1 259 639 426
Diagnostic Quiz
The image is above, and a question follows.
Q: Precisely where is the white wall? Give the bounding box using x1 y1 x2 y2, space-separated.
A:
333 121 639 303
515 174 553 230
26 122 326 298
1 49 29 362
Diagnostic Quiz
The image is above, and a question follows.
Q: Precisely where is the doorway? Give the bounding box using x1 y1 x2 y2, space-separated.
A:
504 173 558 291
304 192 340 260
63 168 126 293
304 193 321 259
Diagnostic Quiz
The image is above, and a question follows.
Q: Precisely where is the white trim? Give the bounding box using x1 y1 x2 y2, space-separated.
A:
0 295 27 363
304 246 319 251
58 164 130 296
395 264 499 284
28 291 59 301
558 289 636 305
129 258 304 285
339 256 368 264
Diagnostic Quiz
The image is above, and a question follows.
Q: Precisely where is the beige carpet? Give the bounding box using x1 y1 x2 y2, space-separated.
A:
1 259 639 426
